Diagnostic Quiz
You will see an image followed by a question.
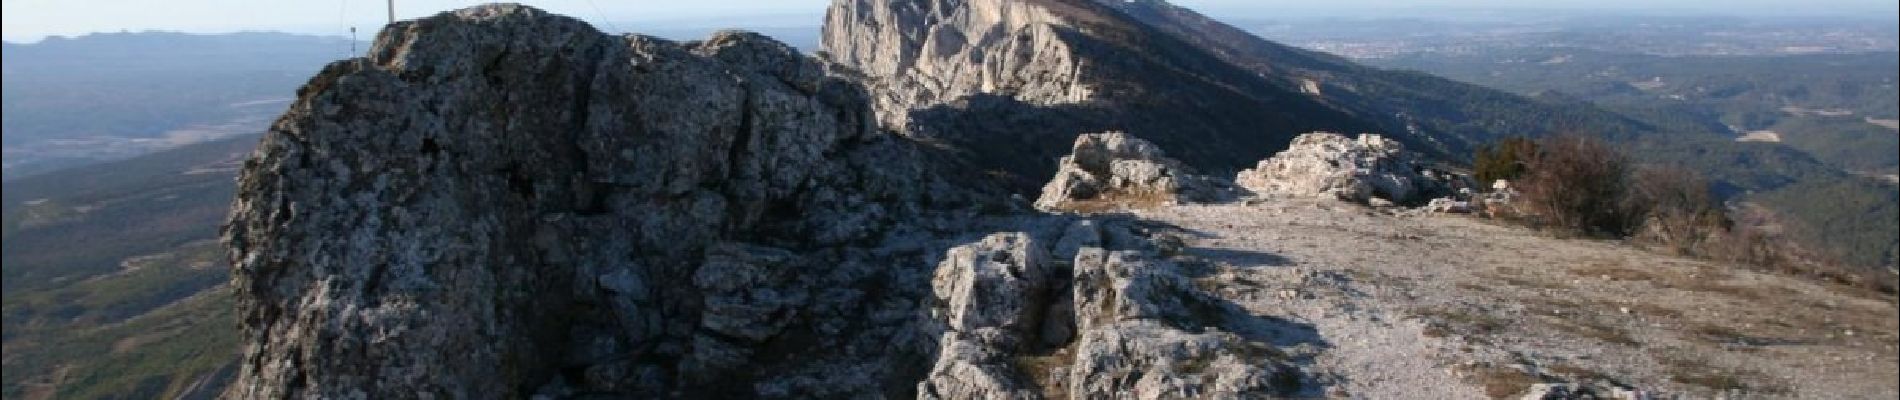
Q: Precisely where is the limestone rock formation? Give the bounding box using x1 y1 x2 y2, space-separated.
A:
1236 132 1456 205
917 220 1304 399
819 0 1636 194
216 3 1900 400
222 5 989 398
1034 132 1218 211
820 0 1383 191
1065 248 1302 398
919 233 1051 400
1520 383 1650 400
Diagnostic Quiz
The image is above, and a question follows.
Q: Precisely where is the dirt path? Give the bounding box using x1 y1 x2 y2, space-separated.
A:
1132 198 1899 399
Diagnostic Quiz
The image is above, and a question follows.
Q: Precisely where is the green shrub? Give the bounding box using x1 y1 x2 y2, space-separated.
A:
1473 137 1536 185
1517 135 1643 236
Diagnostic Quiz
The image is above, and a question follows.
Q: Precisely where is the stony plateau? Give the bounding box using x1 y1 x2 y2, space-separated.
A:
218 1 1896 399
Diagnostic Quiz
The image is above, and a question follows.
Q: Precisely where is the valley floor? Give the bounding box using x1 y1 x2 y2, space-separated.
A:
1128 197 1898 399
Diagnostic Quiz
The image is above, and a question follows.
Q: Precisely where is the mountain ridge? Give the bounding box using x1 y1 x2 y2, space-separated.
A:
24 2 1880 399
819 0 1674 195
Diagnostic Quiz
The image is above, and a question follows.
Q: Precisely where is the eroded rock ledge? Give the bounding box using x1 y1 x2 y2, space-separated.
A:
1034 132 1221 212
918 219 1305 399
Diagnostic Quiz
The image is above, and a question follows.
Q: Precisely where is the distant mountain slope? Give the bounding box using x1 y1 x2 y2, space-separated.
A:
1372 48 1900 173
819 0 1895 268
820 0 1671 193
2 134 253 399
2 134 253 291
1095 0 1668 152
2 32 350 179
1368 48 1900 268
823 0 1385 190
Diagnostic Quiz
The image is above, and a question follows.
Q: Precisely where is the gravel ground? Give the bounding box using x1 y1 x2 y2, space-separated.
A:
1127 198 1899 399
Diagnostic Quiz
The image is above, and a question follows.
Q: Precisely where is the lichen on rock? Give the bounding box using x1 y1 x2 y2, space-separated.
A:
1035 132 1221 212
1236 132 1459 205
222 4 985 398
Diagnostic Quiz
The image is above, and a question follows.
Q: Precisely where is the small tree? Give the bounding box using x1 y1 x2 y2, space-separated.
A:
1517 135 1642 236
1628 166 1728 254
1474 137 1536 185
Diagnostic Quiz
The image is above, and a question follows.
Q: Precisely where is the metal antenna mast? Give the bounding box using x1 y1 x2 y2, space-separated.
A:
387 0 395 24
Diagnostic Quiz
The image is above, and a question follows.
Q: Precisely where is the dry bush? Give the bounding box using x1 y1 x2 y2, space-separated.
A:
1516 135 1643 237
1474 136 1897 295
1628 166 1729 255
1474 137 1536 184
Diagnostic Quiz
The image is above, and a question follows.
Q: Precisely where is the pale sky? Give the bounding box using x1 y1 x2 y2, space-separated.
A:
4 0 1896 42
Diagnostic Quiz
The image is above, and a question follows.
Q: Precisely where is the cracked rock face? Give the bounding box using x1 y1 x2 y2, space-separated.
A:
918 220 1304 400
1035 132 1219 211
1236 132 1455 205
223 5 987 398
821 0 1382 192
226 3 1356 399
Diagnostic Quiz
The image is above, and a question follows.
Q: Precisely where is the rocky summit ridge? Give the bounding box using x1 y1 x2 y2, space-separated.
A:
220 2 1899 400
226 5 993 397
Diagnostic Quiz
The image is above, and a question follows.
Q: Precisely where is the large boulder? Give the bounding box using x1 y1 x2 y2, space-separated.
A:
1035 132 1218 211
918 222 1304 400
1236 132 1455 205
1066 249 1301 399
930 233 1052 339
919 232 1054 399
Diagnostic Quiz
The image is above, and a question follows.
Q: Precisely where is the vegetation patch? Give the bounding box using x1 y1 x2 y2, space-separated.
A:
1013 345 1077 399
1413 307 1511 337
1545 363 1609 383
1546 317 1641 347
1458 364 1541 399
1658 356 1783 394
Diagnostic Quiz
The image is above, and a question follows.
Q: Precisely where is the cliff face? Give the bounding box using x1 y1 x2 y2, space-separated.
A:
1091 0 1662 158
820 0 1382 191
820 0 1665 182
223 5 990 397
223 5 1308 397
821 0 1100 121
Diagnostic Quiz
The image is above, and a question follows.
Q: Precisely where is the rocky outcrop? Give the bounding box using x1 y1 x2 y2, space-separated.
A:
1065 248 1302 398
821 0 1382 192
1035 132 1219 211
919 233 1052 400
223 5 994 398
822 0 1096 130
1236 132 1457 205
215 3 1886 400
917 219 1304 399
1520 383 1650 400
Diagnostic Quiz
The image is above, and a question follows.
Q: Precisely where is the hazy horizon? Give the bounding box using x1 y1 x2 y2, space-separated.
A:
5 0 1897 42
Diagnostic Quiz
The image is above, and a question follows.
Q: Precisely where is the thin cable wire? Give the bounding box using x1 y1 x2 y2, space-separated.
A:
338 0 358 56
582 0 623 34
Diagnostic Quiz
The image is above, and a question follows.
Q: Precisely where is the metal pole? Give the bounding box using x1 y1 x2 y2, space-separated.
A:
387 0 394 24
